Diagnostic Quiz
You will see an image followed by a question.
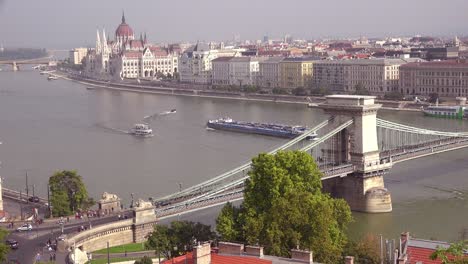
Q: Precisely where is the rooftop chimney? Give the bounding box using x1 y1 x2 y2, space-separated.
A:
194 242 211 264
291 249 313 263
218 241 244 255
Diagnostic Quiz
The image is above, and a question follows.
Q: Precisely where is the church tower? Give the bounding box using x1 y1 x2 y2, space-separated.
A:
96 29 102 54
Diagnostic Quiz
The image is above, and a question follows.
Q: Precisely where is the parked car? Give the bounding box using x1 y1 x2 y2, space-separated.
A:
28 196 40 203
5 239 19 249
16 224 32 232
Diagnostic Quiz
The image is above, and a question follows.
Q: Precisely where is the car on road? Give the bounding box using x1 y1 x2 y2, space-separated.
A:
5 239 19 249
16 223 32 232
28 196 40 203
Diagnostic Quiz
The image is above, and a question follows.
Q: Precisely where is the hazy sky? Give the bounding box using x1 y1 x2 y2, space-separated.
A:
0 0 467 49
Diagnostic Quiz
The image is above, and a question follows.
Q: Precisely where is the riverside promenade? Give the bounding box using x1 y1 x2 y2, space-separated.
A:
53 70 427 112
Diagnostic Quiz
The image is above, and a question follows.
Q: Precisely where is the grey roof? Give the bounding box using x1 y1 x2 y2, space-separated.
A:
260 57 285 64
282 56 321 62
229 57 252 62
408 238 451 250
185 42 210 53
212 56 234 62
315 58 424 66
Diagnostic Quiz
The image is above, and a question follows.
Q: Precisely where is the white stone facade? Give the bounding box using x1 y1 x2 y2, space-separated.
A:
229 57 260 86
178 44 240 84
258 57 283 88
69 48 88 65
83 14 179 80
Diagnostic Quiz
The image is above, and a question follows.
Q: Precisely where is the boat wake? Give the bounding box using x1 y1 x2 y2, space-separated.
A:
95 124 130 135
143 109 176 120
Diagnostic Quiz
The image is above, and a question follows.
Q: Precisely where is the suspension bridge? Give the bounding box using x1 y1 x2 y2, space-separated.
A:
152 95 468 217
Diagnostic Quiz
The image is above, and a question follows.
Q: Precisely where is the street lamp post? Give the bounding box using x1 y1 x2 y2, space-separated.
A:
47 184 52 218
25 170 29 201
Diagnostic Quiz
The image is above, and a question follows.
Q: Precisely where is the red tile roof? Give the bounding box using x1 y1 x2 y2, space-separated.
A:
163 252 272 264
407 246 441 264
122 51 141 58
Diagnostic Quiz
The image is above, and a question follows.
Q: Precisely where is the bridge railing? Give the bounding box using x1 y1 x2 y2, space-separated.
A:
153 118 334 204
65 219 133 248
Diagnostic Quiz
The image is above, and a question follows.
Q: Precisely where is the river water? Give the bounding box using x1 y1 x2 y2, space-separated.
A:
1 69 467 242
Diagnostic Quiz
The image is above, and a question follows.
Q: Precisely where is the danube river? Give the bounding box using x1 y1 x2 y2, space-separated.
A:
1 69 468 242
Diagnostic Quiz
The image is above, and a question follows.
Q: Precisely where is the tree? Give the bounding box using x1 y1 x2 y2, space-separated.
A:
384 91 404 101
272 88 289 95
146 225 172 260
0 228 9 262
343 234 381 264
292 87 308 96
216 151 352 263
48 170 94 217
134 256 153 264
430 241 468 264
310 87 331 96
146 221 216 259
353 83 371 95
216 202 244 242
429 93 442 104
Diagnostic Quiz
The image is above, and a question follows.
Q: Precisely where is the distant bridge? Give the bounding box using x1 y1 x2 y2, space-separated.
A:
152 95 468 217
0 56 55 71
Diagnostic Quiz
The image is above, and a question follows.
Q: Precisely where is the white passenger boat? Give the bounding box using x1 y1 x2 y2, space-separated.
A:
130 123 153 137
47 75 58 81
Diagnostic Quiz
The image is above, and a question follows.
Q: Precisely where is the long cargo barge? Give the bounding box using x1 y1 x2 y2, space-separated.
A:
206 118 314 139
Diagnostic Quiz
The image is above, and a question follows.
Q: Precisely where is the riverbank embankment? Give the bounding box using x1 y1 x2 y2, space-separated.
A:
55 72 425 112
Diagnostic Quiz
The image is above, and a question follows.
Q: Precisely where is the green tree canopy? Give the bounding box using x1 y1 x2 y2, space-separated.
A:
48 170 95 217
216 202 244 242
353 83 371 95
343 234 382 264
146 221 216 259
430 240 468 264
216 150 352 263
0 228 10 262
134 256 153 264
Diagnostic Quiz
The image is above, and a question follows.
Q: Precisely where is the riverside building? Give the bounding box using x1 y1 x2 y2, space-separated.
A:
313 58 422 95
279 57 317 89
83 13 179 80
399 60 468 97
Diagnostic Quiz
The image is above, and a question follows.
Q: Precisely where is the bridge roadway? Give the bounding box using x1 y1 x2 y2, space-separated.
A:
0 56 53 65
155 136 468 219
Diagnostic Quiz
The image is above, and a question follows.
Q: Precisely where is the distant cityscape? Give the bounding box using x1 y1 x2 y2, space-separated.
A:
67 12 468 99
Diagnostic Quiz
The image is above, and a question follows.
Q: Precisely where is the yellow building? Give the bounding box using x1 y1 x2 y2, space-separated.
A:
279 57 316 89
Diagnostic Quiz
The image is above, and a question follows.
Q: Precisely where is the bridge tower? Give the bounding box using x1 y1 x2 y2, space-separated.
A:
12 62 18 71
319 95 392 213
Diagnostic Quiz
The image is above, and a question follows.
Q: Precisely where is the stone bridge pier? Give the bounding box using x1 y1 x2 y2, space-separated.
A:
58 198 158 254
319 95 392 213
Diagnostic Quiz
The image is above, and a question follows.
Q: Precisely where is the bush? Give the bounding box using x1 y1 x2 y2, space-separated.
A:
310 87 331 96
134 256 153 264
353 83 371 95
384 91 404 101
243 85 260 93
292 87 308 96
272 88 289 95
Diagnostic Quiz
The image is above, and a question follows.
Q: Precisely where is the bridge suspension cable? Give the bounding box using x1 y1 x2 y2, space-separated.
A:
376 118 468 137
160 118 353 210
153 118 333 203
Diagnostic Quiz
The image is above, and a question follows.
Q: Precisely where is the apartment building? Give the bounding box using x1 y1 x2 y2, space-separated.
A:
279 57 317 89
399 60 468 97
